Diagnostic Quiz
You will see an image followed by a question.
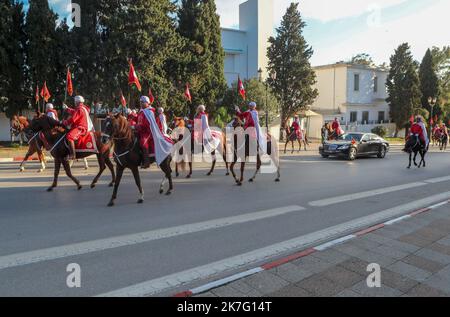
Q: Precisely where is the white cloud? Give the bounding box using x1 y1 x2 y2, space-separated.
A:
310 0 450 65
217 0 409 27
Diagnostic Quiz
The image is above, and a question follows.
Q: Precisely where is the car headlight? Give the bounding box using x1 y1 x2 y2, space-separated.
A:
338 144 350 150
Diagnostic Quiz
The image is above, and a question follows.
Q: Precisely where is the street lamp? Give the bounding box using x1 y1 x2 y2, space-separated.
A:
428 96 437 136
258 68 269 130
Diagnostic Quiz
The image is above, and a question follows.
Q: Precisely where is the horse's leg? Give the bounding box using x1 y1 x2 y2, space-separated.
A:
90 154 106 189
161 159 173 195
407 152 412 169
108 166 124 207
19 145 35 172
413 151 419 167
230 160 238 183
37 146 46 173
249 154 262 183
284 140 288 154
291 141 295 154
238 162 245 186
207 151 216 176
105 156 116 187
61 160 82 190
83 158 89 170
186 162 192 179
47 158 61 192
223 151 230 176
131 166 144 204
175 162 179 177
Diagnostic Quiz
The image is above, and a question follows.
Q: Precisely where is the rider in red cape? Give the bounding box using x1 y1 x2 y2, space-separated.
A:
157 107 169 137
408 116 428 149
127 108 138 128
63 96 93 160
136 96 173 169
332 117 344 138
235 102 267 153
191 105 222 154
292 115 303 140
45 103 59 121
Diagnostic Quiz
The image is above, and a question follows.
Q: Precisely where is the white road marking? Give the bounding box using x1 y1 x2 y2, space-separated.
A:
314 235 356 251
309 182 426 207
97 192 450 297
384 215 411 225
0 205 304 270
425 176 450 183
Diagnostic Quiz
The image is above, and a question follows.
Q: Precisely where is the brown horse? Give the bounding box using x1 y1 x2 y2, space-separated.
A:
172 117 229 178
284 124 307 154
10 115 47 172
103 114 173 207
29 115 115 192
229 117 280 186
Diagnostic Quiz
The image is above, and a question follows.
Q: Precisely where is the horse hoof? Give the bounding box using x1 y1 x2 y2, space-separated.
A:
166 191 172 196
176 173 179 178
237 182 243 187
47 187 54 192
249 179 254 183
226 173 230 176
186 175 191 179
107 201 114 207
77 185 82 191
19 167 25 172
159 189 164 195
38 169 44 173
206 173 212 176
137 199 144 204
90 184 96 189
275 178 280 182
108 182 114 187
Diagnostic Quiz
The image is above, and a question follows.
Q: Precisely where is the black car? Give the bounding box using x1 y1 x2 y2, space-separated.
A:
319 132 390 161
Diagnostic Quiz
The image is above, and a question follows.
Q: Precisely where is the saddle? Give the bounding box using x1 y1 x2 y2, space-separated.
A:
71 132 98 154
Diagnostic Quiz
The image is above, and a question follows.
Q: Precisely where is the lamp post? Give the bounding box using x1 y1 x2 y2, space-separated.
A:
428 96 437 137
258 68 268 130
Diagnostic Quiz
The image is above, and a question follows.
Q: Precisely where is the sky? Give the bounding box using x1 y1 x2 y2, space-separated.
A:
22 0 450 66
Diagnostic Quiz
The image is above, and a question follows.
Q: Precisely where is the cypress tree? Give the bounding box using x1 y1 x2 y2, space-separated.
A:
267 3 318 129
386 43 422 136
419 48 440 117
177 0 227 115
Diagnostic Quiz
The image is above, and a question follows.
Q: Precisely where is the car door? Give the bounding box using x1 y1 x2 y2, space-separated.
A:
369 134 381 153
359 134 370 154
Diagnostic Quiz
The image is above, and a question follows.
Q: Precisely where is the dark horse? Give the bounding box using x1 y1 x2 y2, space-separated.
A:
29 115 115 191
229 117 280 186
404 134 428 169
103 114 173 207
172 117 229 178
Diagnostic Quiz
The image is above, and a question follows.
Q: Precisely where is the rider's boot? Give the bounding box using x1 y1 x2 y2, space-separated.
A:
141 147 151 169
68 140 76 161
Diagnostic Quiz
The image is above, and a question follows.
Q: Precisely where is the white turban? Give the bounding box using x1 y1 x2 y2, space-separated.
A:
46 103 54 110
140 96 150 104
158 107 164 114
249 102 257 109
74 96 85 104
126 108 132 115
197 105 206 112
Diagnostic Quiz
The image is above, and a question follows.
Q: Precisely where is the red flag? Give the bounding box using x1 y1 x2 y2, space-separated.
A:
184 83 192 102
238 76 246 101
35 85 40 104
430 118 434 125
66 68 73 97
128 59 142 92
409 115 415 123
40 81 51 102
120 93 127 107
149 88 155 105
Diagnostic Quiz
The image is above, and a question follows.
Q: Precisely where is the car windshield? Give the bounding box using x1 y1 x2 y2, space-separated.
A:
339 134 363 142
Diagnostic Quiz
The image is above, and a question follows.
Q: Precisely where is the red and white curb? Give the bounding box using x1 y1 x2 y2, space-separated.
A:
173 199 450 297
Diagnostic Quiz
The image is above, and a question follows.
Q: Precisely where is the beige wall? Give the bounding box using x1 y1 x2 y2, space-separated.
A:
312 66 347 112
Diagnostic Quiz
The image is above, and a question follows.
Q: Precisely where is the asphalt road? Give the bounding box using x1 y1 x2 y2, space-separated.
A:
1 147 450 296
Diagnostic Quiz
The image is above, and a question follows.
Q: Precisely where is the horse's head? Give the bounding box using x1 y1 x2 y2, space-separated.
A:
103 113 131 144
29 115 60 133
231 116 244 129
173 117 186 129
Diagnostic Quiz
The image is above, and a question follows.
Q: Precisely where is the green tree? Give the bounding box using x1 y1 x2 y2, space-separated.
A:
419 48 440 118
25 0 59 106
266 3 318 132
431 46 450 104
177 0 227 115
0 0 27 117
349 53 375 66
386 43 422 136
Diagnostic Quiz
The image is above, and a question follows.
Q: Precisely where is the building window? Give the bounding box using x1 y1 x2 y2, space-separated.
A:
350 112 358 123
378 111 385 123
354 74 360 91
362 111 369 124
374 76 378 93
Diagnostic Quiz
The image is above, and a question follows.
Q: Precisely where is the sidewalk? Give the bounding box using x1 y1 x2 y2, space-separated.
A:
195 203 450 297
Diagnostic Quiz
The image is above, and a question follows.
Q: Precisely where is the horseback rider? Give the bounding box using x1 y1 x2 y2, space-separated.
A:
136 96 155 169
126 108 138 128
291 115 302 140
63 96 93 161
408 116 429 149
45 103 59 121
235 101 267 153
157 107 169 137
332 117 344 138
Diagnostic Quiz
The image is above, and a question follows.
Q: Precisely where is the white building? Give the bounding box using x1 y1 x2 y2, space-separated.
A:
221 0 274 86
307 63 393 138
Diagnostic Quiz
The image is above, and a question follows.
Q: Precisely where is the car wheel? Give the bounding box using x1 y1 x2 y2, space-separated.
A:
348 148 357 161
377 146 387 158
